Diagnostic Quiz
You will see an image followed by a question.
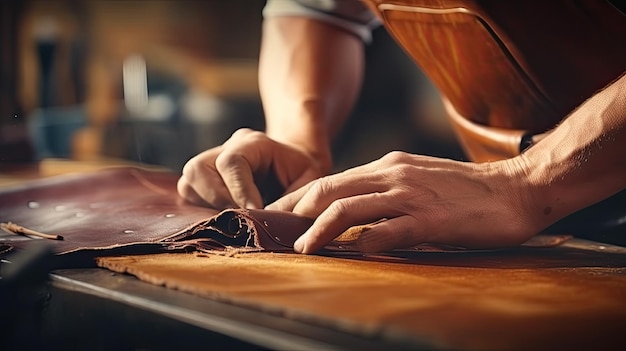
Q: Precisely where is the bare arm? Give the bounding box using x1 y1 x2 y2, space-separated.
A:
260 16 365 175
178 16 366 209
516 72 626 232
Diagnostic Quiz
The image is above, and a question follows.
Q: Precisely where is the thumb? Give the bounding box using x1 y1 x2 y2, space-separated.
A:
266 170 319 211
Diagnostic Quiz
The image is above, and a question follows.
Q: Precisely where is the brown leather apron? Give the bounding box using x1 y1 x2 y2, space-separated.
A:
362 0 626 238
364 0 626 160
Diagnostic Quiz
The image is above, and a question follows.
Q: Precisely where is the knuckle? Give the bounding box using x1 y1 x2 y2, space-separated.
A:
381 150 409 164
181 158 199 180
230 127 255 139
215 152 246 174
229 128 267 145
326 198 352 219
309 177 335 198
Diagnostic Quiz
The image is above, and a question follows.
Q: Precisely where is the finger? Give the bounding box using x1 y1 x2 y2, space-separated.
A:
215 151 264 209
354 215 426 253
177 176 210 206
267 154 398 212
268 171 385 214
267 167 327 210
265 179 313 212
293 192 399 254
179 148 238 209
179 166 237 209
291 172 385 218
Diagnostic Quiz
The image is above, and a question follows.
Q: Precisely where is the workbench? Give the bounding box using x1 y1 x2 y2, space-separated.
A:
1 159 625 350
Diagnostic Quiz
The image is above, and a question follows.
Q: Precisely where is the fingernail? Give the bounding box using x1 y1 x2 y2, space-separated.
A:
293 236 306 253
245 201 258 210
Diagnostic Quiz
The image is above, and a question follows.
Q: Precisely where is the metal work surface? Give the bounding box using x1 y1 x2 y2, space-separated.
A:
49 268 426 351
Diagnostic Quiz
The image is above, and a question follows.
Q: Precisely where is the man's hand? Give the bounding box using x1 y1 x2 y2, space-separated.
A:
267 151 541 253
267 73 626 255
177 128 328 209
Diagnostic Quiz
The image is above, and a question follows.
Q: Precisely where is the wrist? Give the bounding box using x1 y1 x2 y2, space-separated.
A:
500 149 597 235
488 156 554 235
266 129 333 175
264 98 336 174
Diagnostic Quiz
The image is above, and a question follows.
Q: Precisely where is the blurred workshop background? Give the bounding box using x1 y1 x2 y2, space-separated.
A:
0 0 464 173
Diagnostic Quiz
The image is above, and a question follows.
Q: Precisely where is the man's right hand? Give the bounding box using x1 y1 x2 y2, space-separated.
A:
177 128 328 210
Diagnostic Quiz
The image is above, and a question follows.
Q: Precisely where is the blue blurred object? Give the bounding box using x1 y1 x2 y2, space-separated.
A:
28 106 87 160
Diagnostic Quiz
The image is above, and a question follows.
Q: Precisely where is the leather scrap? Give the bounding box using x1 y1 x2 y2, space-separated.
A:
0 167 572 265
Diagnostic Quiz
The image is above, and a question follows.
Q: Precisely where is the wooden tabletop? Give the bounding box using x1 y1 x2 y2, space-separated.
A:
0 158 167 188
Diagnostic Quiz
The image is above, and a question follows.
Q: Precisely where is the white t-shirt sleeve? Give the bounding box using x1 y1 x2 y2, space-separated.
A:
263 0 381 43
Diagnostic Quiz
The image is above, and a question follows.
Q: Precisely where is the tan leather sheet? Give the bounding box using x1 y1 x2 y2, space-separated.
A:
97 247 626 350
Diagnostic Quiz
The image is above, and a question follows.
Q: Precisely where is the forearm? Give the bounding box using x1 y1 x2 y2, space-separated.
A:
259 16 365 173
514 72 626 230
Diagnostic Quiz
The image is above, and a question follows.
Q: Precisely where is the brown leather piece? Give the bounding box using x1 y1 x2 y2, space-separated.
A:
0 167 217 256
0 168 303 255
0 167 332 260
97 249 626 350
0 168 363 257
0 167 574 265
